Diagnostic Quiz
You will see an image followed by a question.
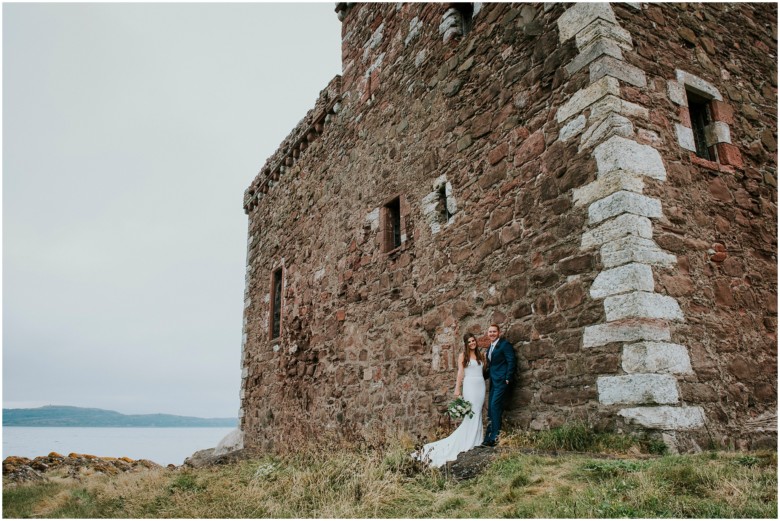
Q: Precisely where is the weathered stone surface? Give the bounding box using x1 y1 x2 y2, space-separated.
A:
575 19 632 50
572 170 645 207
618 406 706 430
579 113 635 151
589 95 649 121
589 55 647 87
675 123 696 152
581 213 653 249
705 121 731 146
588 191 662 225
676 69 723 101
557 2 618 43
604 291 685 322
557 76 620 123
590 263 654 299
565 38 624 75
594 136 666 181
666 80 688 106
600 236 677 268
214 428 244 456
622 342 693 374
597 374 679 405
583 320 671 348
560 114 587 142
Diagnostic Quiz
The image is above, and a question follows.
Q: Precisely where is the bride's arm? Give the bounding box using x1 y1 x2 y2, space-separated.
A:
454 353 465 397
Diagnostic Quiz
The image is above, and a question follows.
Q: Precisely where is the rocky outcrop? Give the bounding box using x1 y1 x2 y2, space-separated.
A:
2 452 163 484
182 447 258 469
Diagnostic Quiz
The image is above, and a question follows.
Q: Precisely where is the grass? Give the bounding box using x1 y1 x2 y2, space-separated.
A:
3 428 777 518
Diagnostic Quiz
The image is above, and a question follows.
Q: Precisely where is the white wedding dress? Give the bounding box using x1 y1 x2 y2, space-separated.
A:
414 360 486 468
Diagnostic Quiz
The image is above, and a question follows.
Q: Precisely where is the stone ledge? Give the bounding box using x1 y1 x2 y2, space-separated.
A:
622 341 693 374
583 319 671 348
604 291 685 322
597 373 679 405
618 406 706 430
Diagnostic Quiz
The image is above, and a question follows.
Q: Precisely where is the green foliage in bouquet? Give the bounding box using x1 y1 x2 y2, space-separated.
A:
446 397 474 419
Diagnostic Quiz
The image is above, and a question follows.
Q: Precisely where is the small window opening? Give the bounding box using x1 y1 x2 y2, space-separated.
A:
270 267 283 339
687 90 713 161
438 184 453 224
383 197 402 252
454 3 474 36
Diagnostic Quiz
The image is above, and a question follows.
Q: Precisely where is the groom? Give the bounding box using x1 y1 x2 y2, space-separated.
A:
482 323 516 447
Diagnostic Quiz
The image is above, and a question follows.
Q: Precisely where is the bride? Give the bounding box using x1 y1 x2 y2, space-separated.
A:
414 333 486 467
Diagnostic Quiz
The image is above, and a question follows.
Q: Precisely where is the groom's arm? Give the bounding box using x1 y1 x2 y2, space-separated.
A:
503 341 516 384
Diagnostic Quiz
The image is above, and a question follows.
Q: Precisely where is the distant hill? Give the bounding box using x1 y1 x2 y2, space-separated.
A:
3 405 237 428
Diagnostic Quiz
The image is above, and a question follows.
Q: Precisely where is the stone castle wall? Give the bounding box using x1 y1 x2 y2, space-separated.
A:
239 3 777 452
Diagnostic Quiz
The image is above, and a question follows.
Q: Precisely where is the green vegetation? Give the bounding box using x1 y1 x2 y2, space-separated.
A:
3 405 236 428
3 428 776 518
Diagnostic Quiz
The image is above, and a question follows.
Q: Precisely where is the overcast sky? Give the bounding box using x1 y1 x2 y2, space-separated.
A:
3 2 342 418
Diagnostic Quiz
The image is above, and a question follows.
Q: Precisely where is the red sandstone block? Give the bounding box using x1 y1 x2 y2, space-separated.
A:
336 310 346 321
711 100 734 125
514 131 545 167
710 251 728 263
678 106 692 127
690 153 720 171
488 142 509 165
717 143 744 168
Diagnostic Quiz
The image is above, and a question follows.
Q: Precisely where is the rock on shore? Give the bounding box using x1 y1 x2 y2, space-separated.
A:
3 452 164 484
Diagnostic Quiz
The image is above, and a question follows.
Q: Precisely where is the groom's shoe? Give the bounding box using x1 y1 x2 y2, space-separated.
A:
480 440 496 447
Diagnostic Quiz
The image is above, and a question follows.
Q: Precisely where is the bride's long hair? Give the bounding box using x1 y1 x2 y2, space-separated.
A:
462 333 486 366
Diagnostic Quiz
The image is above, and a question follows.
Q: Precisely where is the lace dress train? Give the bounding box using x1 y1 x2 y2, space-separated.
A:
414 360 486 468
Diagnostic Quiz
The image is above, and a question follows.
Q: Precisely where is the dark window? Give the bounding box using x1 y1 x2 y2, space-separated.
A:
271 267 283 339
383 197 402 252
687 90 713 160
438 184 453 224
454 3 474 36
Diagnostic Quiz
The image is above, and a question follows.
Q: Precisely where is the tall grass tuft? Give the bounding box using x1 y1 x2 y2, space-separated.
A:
501 421 658 454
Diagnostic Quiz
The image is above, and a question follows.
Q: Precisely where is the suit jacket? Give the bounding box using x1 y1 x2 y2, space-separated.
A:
485 337 516 384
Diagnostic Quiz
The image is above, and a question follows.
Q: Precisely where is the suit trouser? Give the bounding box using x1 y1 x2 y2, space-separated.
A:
485 379 508 443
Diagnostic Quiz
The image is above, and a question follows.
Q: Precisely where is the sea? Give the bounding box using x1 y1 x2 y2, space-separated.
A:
2 427 235 467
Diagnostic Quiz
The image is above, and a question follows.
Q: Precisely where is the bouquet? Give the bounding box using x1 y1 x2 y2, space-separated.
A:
447 396 474 419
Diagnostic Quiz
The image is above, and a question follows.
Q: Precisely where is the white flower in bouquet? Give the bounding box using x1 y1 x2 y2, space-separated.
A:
447 397 474 419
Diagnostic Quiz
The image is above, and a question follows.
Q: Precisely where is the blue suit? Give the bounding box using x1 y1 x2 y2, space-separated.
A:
483 337 516 445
